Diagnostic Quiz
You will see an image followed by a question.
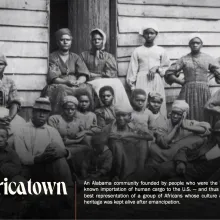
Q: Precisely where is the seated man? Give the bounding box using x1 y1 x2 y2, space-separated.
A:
13 98 74 205
141 120 220 181
103 106 153 180
148 100 211 166
81 134 112 181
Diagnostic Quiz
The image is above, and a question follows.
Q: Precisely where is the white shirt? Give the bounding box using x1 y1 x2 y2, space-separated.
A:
14 121 65 165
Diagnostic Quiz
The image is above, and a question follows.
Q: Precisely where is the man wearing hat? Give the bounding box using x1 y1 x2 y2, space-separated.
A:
13 97 73 184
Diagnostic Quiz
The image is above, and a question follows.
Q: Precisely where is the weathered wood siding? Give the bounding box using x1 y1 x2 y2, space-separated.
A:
0 0 49 111
68 0 110 54
117 0 220 104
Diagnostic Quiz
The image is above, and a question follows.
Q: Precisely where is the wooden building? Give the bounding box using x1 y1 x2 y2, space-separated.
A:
0 0 220 120
117 0 220 109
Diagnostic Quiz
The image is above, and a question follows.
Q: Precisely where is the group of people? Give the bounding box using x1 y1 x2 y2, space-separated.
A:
0 23 220 208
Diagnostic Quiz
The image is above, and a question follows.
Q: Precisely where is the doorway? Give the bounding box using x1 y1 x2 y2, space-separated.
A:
50 0 116 56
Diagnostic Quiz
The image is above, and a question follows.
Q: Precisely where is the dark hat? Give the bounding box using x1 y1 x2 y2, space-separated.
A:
33 97 51 112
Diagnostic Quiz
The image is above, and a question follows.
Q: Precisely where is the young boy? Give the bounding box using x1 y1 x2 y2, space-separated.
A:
147 92 167 129
81 134 112 181
131 89 156 134
95 86 116 128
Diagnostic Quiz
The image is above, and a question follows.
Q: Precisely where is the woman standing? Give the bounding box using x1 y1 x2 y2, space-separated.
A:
165 35 220 122
126 24 170 116
81 28 131 109
42 28 92 115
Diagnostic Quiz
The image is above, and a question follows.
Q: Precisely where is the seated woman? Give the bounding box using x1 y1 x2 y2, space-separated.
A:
103 105 153 180
48 96 91 173
42 28 93 115
147 92 167 130
81 28 131 109
76 89 101 142
131 89 156 133
95 86 116 128
0 54 25 140
148 100 211 166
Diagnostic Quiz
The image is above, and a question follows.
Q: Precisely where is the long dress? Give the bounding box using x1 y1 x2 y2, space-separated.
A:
126 45 170 116
81 50 131 109
165 52 220 122
42 51 93 114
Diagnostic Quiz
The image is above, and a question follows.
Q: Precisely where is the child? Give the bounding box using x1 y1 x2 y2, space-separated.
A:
81 134 112 181
95 86 116 128
77 89 101 137
102 105 153 180
131 89 156 133
147 92 167 129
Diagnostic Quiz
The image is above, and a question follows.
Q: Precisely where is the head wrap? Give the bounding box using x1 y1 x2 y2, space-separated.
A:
172 100 189 113
188 33 203 44
55 28 72 41
90 28 107 50
139 23 159 35
0 53 7 66
33 97 51 112
115 105 133 114
148 92 163 103
62 96 78 106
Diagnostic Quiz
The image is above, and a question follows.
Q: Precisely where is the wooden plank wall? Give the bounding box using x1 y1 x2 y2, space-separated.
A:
68 0 110 54
0 0 49 120
117 0 220 106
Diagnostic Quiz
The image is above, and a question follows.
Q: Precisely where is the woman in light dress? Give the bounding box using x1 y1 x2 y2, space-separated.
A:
126 23 170 116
